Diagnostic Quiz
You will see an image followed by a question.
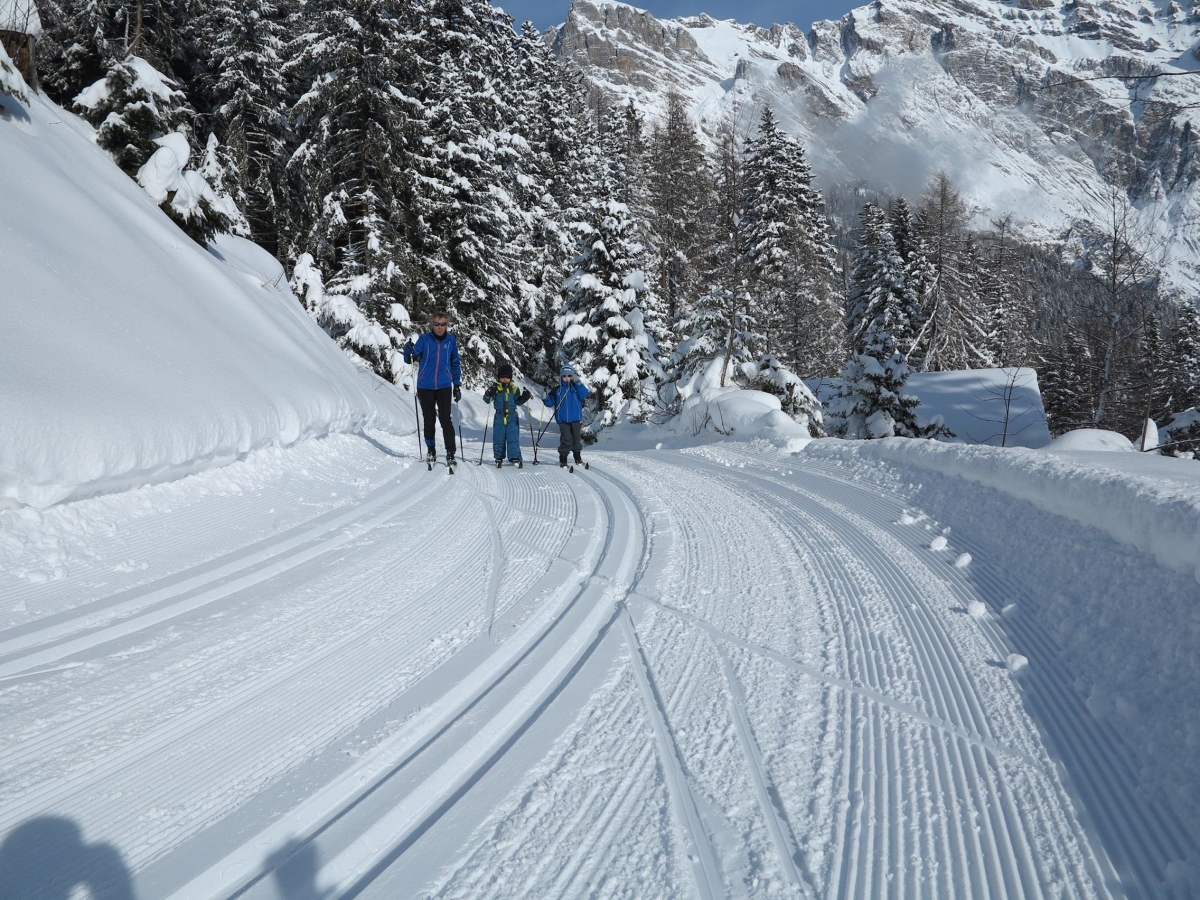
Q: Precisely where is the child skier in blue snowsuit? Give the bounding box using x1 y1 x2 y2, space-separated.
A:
543 364 590 468
483 363 531 467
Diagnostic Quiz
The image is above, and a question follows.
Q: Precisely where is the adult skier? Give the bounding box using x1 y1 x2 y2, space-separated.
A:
543 365 590 469
402 312 462 466
483 363 531 467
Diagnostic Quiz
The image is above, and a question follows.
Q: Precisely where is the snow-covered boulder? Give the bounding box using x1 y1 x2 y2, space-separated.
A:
1050 429 1136 453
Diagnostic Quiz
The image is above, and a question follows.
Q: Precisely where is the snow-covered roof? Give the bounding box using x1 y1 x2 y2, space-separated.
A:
0 0 41 36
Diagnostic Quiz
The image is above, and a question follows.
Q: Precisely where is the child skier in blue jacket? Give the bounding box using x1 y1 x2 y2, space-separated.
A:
483 363 531 467
543 365 590 468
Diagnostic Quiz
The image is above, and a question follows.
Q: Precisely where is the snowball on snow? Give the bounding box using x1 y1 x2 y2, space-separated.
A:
1006 653 1029 674
930 535 948 551
967 600 988 618
954 552 972 568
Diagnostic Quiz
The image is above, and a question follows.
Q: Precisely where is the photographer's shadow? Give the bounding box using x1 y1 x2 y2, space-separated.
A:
0 816 134 899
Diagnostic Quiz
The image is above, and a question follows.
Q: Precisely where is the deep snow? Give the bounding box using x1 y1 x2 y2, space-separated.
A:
0 88 408 508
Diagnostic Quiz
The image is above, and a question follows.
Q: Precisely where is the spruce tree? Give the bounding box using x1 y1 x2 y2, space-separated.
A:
286 0 418 380
912 173 991 371
1169 302 1200 413
645 91 710 346
197 0 289 253
830 320 941 439
847 203 908 355
558 199 663 428
742 106 840 376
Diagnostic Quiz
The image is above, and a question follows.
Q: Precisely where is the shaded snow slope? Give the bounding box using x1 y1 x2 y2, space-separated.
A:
0 89 410 508
803 437 1200 580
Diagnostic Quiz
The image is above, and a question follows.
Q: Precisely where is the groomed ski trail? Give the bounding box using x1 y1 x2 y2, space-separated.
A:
2 437 1186 898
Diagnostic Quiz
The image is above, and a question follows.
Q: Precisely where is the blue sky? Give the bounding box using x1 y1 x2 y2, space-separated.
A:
499 0 863 30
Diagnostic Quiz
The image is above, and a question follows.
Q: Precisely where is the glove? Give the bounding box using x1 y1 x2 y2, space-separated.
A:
483 388 495 403
402 338 413 355
453 385 461 402
518 388 531 403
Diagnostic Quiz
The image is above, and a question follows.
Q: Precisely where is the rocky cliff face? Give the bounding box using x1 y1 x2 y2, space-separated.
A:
547 0 1200 290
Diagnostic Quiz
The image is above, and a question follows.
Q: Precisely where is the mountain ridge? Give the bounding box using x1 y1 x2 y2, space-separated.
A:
547 0 1200 291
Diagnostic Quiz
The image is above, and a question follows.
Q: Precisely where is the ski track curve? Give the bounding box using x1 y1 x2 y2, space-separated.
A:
2 438 1175 899
605 449 1116 899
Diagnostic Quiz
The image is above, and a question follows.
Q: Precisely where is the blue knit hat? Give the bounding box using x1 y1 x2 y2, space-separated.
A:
560 364 575 377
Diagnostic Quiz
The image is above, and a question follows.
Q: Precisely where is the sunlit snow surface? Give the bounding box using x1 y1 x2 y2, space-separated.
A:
0 89 408 508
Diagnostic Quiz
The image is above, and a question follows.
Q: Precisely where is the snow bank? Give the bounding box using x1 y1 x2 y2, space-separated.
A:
803 438 1200 582
0 92 410 507
680 385 814 451
808 367 1052 449
1050 428 1135 453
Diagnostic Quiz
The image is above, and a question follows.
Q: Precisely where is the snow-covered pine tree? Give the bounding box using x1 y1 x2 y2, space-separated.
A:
912 173 992 371
674 284 759 391
197 0 289 253
979 215 1034 366
74 55 232 243
558 198 663 428
286 0 417 381
1037 331 1094 434
742 106 840 377
1136 313 1174 424
830 319 940 439
645 90 710 350
1169 301 1200 413
847 203 908 355
407 0 527 378
887 197 925 360
749 354 824 436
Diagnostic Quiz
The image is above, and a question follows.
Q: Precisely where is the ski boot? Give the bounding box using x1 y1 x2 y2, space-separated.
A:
513 459 523 469
426 446 436 471
496 459 504 469
446 454 456 474
574 453 589 471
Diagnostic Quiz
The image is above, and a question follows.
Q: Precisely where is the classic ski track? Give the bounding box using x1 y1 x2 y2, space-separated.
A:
639 451 1110 898
0 473 463 777
618 605 723 900
770 454 1193 897
0 481 489 870
0 437 398 624
716 643 816 898
791 457 1198 898
307 464 645 897
0 468 437 677
720 462 1096 900
605 454 833 897
162 463 636 900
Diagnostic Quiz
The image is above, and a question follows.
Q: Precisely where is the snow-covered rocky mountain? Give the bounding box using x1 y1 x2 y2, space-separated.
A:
547 0 1200 289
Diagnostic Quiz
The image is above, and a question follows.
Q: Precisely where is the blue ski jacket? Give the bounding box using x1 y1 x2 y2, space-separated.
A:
403 332 461 390
483 382 529 426
543 380 589 424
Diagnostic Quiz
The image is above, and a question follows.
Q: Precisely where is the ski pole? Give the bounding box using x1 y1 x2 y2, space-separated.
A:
527 403 536 465
411 362 422 460
479 415 489 465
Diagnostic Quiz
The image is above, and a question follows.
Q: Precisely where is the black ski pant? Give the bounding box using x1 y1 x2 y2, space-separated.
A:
558 420 583 463
418 387 456 456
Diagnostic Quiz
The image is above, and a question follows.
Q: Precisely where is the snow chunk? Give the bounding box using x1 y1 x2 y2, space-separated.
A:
954 552 972 568
967 600 988 618
1006 653 1029 674
930 535 948 551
